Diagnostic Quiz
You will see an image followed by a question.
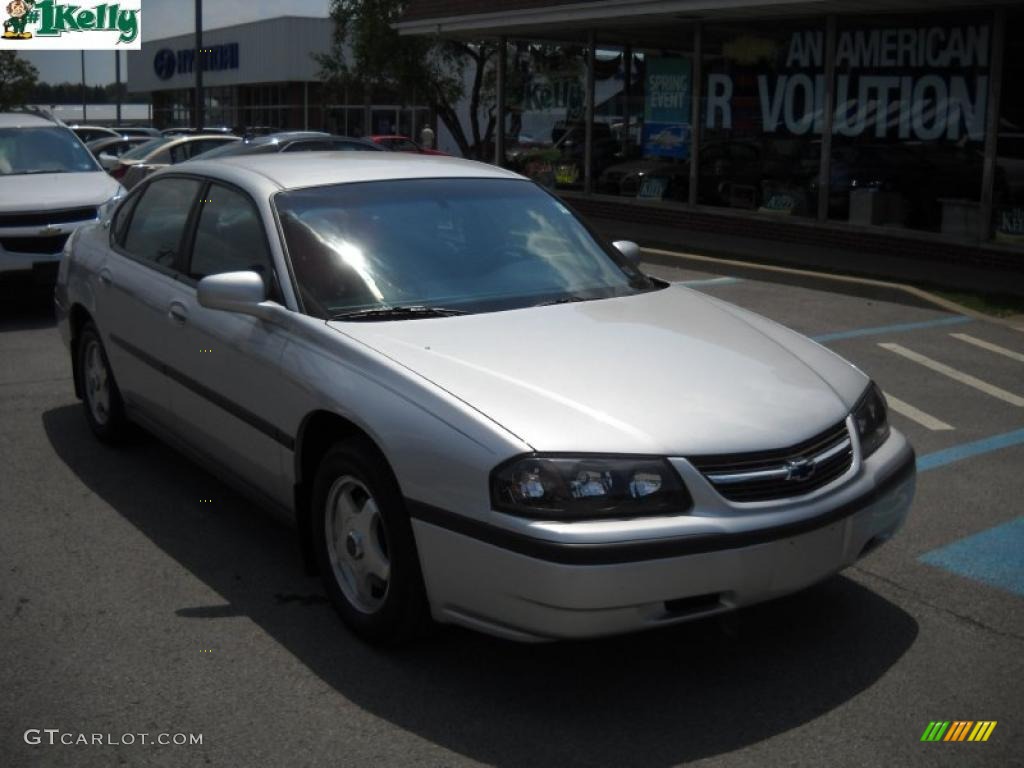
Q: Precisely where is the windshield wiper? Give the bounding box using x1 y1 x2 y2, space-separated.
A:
330 305 468 321
533 295 589 307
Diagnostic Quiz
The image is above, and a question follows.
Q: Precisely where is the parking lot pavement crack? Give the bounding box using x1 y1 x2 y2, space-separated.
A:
850 565 1024 644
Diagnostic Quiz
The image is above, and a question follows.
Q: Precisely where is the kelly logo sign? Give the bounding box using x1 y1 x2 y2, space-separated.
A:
1 0 141 50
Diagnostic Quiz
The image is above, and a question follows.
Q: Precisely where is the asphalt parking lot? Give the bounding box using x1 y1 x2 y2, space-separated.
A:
2 260 1022 768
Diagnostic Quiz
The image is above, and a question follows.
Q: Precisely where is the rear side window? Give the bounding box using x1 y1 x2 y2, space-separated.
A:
333 140 377 151
122 178 201 268
283 140 332 152
188 184 274 282
111 193 140 246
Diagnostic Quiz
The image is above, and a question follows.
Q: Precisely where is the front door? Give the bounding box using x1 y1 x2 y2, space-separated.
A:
161 181 293 507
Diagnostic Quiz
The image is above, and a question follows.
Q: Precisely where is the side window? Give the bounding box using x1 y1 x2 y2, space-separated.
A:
191 139 232 158
122 178 201 268
188 184 274 285
333 140 374 152
168 143 189 164
283 140 332 152
110 192 140 246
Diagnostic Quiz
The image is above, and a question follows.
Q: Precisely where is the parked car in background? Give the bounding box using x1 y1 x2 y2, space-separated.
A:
55 152 914 645
110 134 241 188
0 111 123 286
161 126 235 137
86 136 154 171
68 125 122 144
109 126 162 139
369 135 447 155
198 132 380 160
241 126 282 138
599 157 690 201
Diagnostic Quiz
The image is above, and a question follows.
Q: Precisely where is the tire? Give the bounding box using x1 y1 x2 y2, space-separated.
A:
77 322 129 443
311 438 430 645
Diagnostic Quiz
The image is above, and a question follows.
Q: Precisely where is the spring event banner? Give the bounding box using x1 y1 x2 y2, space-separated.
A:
642 56 692 160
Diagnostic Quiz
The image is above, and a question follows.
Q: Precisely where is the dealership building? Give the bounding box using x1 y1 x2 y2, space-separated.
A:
126 16 432 139
398 0 1024 292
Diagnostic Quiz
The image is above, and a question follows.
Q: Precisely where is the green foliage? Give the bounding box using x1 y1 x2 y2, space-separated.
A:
0 51 39 111
316 0 492 158
26 81 131 105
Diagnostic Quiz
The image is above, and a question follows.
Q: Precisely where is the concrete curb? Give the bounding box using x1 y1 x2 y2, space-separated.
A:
640 246 1024 333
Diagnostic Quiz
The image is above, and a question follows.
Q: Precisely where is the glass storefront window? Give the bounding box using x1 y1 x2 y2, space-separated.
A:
701 20 823 217
504 44 592 190
830 13 991 234
598 49 694 203
995 10 1024 246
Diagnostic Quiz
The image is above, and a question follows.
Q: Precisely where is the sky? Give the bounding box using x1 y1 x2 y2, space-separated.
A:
21 0 330 85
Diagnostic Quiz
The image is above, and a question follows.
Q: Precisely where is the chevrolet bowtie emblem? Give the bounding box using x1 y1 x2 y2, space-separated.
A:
785 458 816 481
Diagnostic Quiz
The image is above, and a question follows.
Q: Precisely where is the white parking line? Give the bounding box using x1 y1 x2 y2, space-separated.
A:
879 343 1024 407
950 333 1024 363
883 392 955 431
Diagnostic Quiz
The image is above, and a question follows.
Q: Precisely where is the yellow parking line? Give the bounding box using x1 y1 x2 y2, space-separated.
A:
951 333 1024 363
883 392 954 431
879 343 1024 407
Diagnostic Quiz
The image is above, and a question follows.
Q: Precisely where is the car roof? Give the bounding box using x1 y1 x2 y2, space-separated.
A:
0 112 60 128
181 152 521 193
244 131 333 144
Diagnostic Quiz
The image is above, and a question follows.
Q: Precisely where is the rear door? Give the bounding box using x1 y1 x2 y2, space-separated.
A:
97 176 202 427
161 180 293 506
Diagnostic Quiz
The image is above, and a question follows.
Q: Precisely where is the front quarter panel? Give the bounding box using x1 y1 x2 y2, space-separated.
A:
274 313 533 520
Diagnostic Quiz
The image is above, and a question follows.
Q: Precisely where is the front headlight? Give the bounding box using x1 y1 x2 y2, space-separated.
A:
491 455 692 520
852 382 890 458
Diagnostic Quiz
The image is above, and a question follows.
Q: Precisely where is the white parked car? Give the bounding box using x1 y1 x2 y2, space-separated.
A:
0 112 123 285
55 153 915 644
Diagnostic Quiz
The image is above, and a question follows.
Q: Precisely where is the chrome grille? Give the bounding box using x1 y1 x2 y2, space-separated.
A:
689 420 853 503
0 207 97 228
0 235 70 255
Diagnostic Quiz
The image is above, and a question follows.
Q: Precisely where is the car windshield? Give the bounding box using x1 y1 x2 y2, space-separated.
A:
275 178 657 319
0 127 100 175
121 137 171 161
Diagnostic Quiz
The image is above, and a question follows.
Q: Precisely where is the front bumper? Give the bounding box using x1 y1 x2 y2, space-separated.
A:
0 248 62 282
411 431 915 642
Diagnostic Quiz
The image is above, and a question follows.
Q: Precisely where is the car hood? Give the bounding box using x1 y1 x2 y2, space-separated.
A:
328 284 867 455
0 172 120 212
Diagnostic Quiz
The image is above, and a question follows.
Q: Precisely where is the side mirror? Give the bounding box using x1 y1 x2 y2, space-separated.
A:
197 270 277 320
612 240 642 264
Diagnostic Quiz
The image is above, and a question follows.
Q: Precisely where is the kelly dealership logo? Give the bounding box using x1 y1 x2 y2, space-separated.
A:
1 0 140 49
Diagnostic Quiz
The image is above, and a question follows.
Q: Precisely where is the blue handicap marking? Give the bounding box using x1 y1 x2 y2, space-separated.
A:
919 516 1024 597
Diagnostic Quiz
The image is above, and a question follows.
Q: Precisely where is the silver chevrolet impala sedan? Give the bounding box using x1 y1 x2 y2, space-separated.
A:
55 154 916 644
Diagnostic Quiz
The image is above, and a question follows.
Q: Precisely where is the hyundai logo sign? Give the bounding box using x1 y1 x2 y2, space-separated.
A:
154 48 176 80
153 43 240 80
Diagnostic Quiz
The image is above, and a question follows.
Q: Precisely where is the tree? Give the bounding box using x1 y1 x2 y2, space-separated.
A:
316 0 497 159
0 51 38 111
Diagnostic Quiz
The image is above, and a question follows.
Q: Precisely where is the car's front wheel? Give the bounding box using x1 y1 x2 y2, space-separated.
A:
77 322 128 442
311 438 430 645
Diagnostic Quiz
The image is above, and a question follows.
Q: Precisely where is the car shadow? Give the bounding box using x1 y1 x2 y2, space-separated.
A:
43 404 918 766
0 283 56 332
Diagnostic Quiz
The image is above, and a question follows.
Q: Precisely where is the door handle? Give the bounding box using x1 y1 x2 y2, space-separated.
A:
168 302 188 324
